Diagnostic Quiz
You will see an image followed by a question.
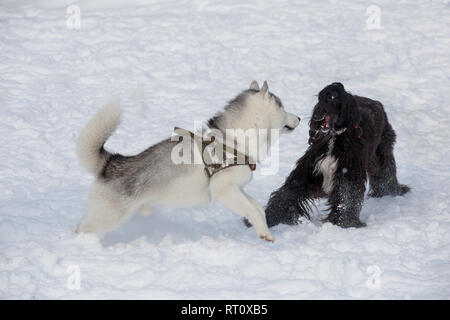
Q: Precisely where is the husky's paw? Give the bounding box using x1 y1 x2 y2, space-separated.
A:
259 233 275 243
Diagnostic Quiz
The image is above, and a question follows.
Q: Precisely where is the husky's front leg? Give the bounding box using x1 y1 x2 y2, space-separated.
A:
210 166 274 242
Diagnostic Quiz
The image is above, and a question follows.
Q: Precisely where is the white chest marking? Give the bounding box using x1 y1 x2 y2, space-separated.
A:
314 138 338 194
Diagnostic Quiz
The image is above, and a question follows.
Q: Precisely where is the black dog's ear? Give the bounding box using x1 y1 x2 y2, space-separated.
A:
333 83 360 126
342 91 361 127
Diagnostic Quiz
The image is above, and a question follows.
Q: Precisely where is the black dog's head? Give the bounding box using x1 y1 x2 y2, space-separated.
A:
309 82 360 144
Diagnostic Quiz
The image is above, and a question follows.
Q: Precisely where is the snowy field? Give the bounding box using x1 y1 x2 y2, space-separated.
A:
1 0 449 299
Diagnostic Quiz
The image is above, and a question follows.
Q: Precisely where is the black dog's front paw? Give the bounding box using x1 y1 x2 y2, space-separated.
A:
338 219 367 228
324 214 366 228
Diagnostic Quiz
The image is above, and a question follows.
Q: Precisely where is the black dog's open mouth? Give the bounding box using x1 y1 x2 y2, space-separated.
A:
318 115 331 133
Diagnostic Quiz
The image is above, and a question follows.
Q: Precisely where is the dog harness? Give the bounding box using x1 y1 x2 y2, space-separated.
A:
173 127 256 178
310 125 363 145
335 127 347 135
336 126 363 139
315 126 361 138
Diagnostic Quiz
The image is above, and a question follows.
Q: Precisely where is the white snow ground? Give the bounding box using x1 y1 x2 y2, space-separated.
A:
1 0 449 299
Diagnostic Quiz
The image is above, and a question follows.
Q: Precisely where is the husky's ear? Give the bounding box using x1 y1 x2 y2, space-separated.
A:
261 80 270 99
249 80 260 91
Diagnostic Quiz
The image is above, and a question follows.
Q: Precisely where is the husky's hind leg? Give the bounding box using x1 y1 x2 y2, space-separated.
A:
76 182 135 236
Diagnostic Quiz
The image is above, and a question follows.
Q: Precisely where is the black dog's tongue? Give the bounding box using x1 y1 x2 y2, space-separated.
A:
321 115 331 129
325 115 331 128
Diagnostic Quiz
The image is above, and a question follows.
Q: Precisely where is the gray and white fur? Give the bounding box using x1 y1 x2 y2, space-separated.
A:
76 81 300 242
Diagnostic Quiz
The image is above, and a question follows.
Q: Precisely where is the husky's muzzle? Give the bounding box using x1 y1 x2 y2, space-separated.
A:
284 115 301 132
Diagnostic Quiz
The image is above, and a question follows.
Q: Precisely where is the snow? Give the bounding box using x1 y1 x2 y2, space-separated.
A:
1 0 450 299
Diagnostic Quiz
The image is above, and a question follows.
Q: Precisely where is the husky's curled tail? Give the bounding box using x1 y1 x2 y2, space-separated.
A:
76 98 122 176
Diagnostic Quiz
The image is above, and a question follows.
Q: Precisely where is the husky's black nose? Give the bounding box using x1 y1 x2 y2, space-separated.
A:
297 116 301 122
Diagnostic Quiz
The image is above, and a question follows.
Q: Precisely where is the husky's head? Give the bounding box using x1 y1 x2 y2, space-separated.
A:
240 80 300 132
208 80 300 134
207 81 300 163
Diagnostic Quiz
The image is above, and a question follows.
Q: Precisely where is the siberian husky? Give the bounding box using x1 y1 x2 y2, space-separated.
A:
76 81 300 242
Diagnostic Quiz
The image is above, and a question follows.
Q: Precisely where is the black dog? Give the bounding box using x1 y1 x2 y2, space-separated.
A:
265 83 410 228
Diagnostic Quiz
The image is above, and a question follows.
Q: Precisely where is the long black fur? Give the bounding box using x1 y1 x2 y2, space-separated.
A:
264 82 410 228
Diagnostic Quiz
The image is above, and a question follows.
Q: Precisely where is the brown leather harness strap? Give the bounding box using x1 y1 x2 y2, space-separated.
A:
173 127 256 178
